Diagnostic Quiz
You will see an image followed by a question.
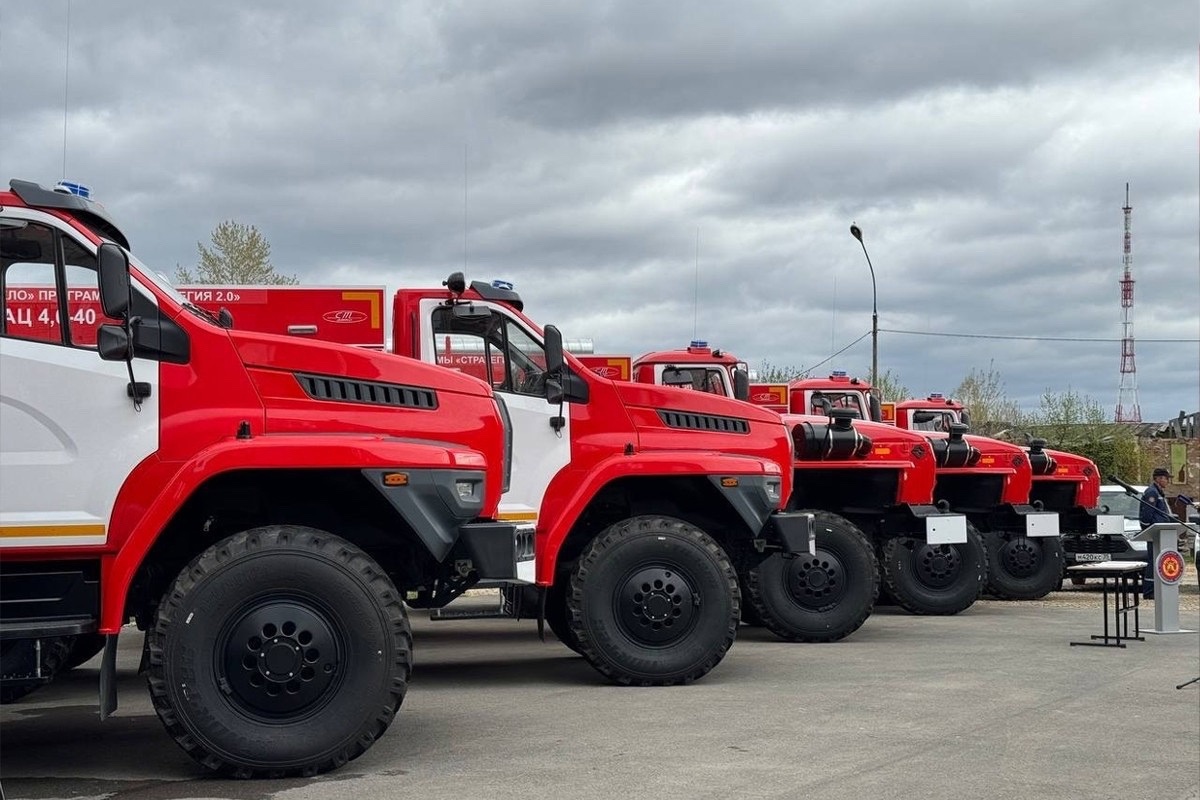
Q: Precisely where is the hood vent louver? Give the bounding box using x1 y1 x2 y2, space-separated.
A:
658 410 749 434
296 373 437 409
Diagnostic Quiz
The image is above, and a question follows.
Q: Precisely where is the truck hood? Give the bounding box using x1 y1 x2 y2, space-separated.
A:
230 329 493 397
615 381 783 425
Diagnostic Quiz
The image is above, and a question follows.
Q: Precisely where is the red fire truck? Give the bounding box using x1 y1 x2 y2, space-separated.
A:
0 180 518 776
386 280 813 669
879 393 1125 580
16 266 818 691
585 343 981 618
755 373 1075 599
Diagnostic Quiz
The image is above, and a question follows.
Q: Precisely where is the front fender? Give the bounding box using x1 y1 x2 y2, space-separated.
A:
100 433 487 631
535 450 781 584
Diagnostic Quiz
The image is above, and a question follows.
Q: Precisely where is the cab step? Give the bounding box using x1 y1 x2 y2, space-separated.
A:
428 591 514 621
427 585 541 621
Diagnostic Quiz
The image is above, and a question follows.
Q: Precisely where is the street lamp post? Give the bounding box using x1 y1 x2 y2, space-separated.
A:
849 223 878 388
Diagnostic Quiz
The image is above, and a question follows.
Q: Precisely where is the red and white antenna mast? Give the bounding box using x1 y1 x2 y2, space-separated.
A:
1115 182 1141 422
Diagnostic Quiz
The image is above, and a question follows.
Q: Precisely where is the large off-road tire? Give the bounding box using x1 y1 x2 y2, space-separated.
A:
746 511 878 642
882 524 986 615
737 591 764 627
61 633 106 672
147 526 412 778
566 515 739 686
982 529 1064 600
544 578 581 654
0 636 73 704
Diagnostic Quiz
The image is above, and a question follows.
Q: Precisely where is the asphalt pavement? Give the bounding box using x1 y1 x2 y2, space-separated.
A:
2 592 1198 800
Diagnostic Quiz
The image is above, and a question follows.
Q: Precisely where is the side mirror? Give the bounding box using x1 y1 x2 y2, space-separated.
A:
545 378 564 405
97 324 131 361
541 324 589 406
544 324 564 376
811 392 832 416
733 368 749 402
868 392 882 423
97 243 131 318
960 409 971 427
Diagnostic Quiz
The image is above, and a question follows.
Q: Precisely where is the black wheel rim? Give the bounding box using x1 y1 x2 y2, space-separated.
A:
998 538 1041 579
784 550 847 609
614 564 699 646
218 597 344 719
913 543 962 590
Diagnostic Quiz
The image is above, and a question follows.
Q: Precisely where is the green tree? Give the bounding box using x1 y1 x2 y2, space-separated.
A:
1025 388 1139 481
176 221 297 285
953 362 1024 436
869 367 910 403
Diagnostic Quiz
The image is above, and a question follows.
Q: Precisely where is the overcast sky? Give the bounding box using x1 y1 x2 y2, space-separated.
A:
2 1 1197 422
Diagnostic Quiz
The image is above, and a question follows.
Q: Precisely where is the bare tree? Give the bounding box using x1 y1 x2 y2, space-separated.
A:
176 221 297 285
754 360 807 383
953 361 1024 435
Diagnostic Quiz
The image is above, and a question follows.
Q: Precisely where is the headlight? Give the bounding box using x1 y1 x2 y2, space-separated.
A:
455 479 480 501
764 477 782 505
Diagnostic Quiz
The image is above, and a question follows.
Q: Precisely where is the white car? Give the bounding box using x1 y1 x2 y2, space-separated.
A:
1062 485 1148 583
1097 485 1150 540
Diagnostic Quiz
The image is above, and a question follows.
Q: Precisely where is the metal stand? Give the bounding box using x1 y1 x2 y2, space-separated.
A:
1067 562 1146 648
1132 523 1196 634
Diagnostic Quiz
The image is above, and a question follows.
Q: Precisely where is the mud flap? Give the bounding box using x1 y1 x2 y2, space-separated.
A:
99 633 119 720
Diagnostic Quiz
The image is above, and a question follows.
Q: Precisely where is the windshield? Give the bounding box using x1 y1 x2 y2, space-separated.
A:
912 411 959 432
662 366 729 395
812 391 865 417
1098 489 1142 520
127 251 192 309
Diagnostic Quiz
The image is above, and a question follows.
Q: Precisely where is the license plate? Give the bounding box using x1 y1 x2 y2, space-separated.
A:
1074 553 1111 563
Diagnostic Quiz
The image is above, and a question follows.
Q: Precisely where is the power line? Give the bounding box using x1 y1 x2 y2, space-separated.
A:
804 330 871 374
879 328 1198 344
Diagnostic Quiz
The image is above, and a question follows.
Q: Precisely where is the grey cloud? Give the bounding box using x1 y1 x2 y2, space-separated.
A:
1 0 1195 421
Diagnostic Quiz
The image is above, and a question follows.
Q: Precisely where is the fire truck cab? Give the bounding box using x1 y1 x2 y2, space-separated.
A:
392 278 812 674
0 179 515 777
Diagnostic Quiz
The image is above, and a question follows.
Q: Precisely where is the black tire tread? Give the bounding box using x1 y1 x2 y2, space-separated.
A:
147 525 411 779
982 530 1064 601
567 515 739 687
746 510 878 642
882 524 986 616
544 577 580 654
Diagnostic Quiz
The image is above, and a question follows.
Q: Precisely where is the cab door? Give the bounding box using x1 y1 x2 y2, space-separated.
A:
0 212 159 548
416 298 571 529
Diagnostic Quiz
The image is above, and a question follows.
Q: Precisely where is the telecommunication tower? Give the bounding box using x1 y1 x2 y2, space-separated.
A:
1115 183 1141 422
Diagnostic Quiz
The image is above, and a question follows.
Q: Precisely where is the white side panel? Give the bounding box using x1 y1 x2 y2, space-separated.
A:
0 336 159 547
925 514 968 545
1094 514 1126 536
1024 512 1060 537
